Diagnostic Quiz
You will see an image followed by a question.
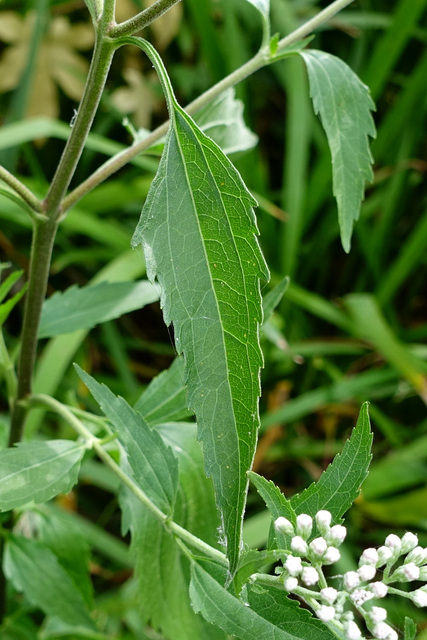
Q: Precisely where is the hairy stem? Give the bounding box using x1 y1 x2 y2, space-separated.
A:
29 394 228 567
109 0 182 38
0 166 44 214
62 0 356 213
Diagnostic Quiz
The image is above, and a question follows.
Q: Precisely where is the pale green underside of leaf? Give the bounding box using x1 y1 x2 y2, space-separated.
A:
300 50 376 253
4 535 95 629
76 367 178 515
245 0 270 19
190 563 341 640
39 280 159 338
0 440 86 511
132 105 269 572
119 422 225 640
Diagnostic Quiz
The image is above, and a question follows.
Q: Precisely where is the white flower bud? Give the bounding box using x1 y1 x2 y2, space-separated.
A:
323 546 340 565
377 545 393 566
401 531 418 554
385 534 401 554
406 546 427 566
284 576 298 592
351 588 373 606
291 536 308 556
369 606 387 622
316 605 336 622
402 562 420 581
419 567 427 580
369 581 388 598
360 547 378 566
344 571 360 591
296 514 313 539
327 524 347 546
301 566 319 586
411 588 427 607
344 620 361 640
372 622 397 640
285 555 302 576
316 510 332 534
309 537 327 559
274 516 294 537
358 564 376 581
321 587 338 604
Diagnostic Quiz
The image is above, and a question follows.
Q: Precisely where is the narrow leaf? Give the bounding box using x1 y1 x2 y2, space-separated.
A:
0 440 86 511
76 366 178 514
262 276 289 324
130 38 269 573
134 356 192 425
245 0 270 19
39 280 159 338
0 269 24 304
300 50 376 252
291 403 372 520
4 535 95 629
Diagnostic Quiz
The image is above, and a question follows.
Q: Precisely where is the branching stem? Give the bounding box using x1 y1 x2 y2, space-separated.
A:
0 166 43 214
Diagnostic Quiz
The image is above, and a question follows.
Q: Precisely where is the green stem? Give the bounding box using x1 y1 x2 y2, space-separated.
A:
62 0 357 213
0 331 17 411
29 394 228 568
0 165 44 214
109 0 182 38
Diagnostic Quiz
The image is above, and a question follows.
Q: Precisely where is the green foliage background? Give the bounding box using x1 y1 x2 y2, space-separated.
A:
0 0 427 637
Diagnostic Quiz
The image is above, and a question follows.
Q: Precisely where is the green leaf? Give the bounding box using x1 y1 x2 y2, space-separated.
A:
130 38 269 573
4 535 95 629
39 280 159 338
0 278 27 327
404 617 417 640
0 440 86 511
194 88 258 156
290 403 372 520
245 0 270 20
299 50 376 252
0 269 24 304
76 366 178 515
262 276 289 324
248 471 296 549
190 562 341 640
120 422 226 640
134 356 192 425
234 548 287 596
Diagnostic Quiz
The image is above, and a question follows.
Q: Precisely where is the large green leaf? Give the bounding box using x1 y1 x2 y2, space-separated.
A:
76 367 178 515
134 356 192 425
0 440 86 511
290 403 372 520
130 38 269 573
4 535 95 629
190 562 341 640
299 50 376 252
39 280 159 338
120 422 226 640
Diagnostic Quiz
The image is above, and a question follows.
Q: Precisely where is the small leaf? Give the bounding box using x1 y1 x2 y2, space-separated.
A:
248 471 296 549
39 280 159 338
4 535 95 629
130 38 269 574
0 269 23 303
290 403 372 520
134 356 192 425
245 0 270 19
0 440 86 511
404 617 417 640
299 50 376 252
234 548 287 595
76 366 178 515
262 276 289 324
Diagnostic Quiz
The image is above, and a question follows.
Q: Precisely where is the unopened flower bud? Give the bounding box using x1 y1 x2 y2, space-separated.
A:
344 571 360 591
360 548 378 566
344 620 361 640
301 566 319 586
316 510 332 535
275 516 294 537
369 606 387 623
321 587 338 604
369 582 388 598
296 514 313 539
377 545 393 566
285 555 302 576
385 534 401 555
291 536 308 556
316 605 336 622
309 537 327 559
401 562 420 581
323 546 340 565
372 622 397 640
351 588 373 606
406 546 427 566
419 567 427 580
327 524 347 546
358 564 376 581
284 576 298 592
411 588 427 608
401 532 418 554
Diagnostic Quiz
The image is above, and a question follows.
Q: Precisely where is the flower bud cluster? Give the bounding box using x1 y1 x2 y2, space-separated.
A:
274 513 427 640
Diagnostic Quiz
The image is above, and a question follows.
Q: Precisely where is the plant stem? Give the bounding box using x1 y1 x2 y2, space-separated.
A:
0 165 44 214
62 0 357 213
29 394 229 568
0 330 18 411
109 0 182 38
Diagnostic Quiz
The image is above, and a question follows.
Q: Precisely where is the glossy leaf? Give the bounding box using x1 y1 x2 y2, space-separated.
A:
290 402 372 521
300 50 376 252
4 535 95 629
134 356 192 425
76 367 178 515
120 422 225 640
131 38 269 573
0 440 86 511
39 280 159 338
